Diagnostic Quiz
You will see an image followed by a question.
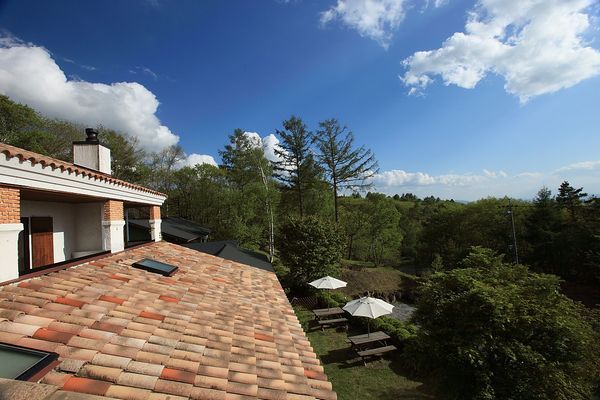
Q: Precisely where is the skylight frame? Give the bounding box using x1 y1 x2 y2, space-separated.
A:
132 258 179 276
0 342 59 381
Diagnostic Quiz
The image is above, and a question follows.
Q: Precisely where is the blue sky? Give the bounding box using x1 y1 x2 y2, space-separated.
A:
0 0 599 200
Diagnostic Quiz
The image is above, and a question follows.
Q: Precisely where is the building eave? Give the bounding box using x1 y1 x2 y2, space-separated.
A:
0 152 166 206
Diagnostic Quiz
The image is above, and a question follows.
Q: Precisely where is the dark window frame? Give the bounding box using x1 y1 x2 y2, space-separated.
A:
132 258 178 276
0 342 59 381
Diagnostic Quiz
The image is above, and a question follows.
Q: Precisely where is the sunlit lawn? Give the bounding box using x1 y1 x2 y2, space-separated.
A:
294 307 435 400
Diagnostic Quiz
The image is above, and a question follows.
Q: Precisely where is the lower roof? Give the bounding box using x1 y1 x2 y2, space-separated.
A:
0 242 336 400
184 241 274 273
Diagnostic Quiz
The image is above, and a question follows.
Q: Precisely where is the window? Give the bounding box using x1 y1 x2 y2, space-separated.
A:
132 258 178 276
0 343 58 381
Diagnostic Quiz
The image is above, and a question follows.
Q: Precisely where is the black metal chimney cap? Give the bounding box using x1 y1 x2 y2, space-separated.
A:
85 128 100 143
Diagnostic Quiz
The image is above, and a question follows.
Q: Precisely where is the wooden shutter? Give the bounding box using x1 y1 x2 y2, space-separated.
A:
31 217 54 268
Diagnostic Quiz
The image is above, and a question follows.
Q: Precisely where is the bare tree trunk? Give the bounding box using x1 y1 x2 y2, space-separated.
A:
333 178 339 223
258 164 275 262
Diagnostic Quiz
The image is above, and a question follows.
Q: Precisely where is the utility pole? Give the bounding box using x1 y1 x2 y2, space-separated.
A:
506 198 519 264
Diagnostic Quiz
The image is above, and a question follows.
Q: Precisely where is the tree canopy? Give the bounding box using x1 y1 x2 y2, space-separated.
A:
411 249 600 400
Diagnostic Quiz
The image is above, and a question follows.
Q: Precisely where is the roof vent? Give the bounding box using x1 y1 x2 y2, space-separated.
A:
73 128 111 175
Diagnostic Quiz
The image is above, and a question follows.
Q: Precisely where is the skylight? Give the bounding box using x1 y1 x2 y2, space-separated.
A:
0 343 58 381
132 258 178 276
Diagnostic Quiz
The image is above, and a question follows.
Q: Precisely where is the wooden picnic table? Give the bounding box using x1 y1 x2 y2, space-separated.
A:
312 307 344 320
347 331 396 365
346 331 390 347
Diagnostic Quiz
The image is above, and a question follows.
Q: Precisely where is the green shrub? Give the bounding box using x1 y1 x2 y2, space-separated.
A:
279 216 344 290
411 260 599 400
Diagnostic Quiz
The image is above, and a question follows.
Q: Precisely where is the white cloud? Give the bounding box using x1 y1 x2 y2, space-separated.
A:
371 164 600 200
401 0 600 102
372 169 497 187
556 160 600 172
243 131 284 163
320 0 407 49
0 40 178 151
179 153 217 168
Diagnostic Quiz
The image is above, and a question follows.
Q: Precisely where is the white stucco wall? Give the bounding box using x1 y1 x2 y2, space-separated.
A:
20 200 104 266
74 202 103 252
21 200 76 264
0 223 23 282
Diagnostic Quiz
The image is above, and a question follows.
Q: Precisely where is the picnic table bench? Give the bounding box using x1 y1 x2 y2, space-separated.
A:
356 345 397 365
312 307 344 320
345 331 390 347
345 331 396 364
317 317 348 331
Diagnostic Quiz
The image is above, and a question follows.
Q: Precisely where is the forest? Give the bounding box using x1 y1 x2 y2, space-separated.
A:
2 94 598 288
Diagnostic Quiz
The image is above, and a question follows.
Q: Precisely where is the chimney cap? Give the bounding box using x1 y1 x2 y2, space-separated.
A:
84 128 100 143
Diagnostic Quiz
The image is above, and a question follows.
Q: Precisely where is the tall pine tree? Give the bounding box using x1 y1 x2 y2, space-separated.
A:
315 119 378 223
273 116 322 217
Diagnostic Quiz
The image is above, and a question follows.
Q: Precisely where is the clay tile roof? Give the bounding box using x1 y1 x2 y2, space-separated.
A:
0 242 337 400
0 142 166 197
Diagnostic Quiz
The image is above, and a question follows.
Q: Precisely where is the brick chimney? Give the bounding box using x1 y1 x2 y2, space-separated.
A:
73 128 112 175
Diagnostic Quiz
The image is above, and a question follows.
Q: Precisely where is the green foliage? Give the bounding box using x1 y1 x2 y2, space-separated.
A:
98 127 148 183
430 253 444 272
315 290 348 309
273 116 323 217
411 253 599 400
0 94 43 142
315 118 378 222
278 216 344 288
458 246 504 269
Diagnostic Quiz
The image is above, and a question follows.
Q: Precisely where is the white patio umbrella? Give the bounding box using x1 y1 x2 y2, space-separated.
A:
343 296 394 336
309 276 347 290
309 276 347 311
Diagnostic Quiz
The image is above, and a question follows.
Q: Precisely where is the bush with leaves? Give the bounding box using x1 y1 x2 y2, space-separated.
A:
278 216 344 290
410 252 599 400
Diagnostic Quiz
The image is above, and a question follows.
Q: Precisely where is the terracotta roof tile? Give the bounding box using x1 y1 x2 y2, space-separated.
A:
256 387 287 400
68 336 106 351
0 242 336 400
134 351 169 365
0 320 41 336
189 386 226 400
80 365 123 383
125 361 164 377
99 295 126 305
65 350 100 364
193 375 228 391
160 367 196 384
116 372 158 390
257 378 286 391
62 377 111 396
42 371 73 388
16 337 61 353
33 327 75 344
105 385 151 400
58 359 88 374
91 322 124 334
153 379 193 397
164 357 199 373
0 330 24 343
102 343 140 359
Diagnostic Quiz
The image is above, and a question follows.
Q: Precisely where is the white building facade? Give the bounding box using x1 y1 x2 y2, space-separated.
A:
0 129 166 283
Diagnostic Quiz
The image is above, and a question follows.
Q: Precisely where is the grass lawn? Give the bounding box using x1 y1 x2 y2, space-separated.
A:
295 307 434 400
339 262 420 301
